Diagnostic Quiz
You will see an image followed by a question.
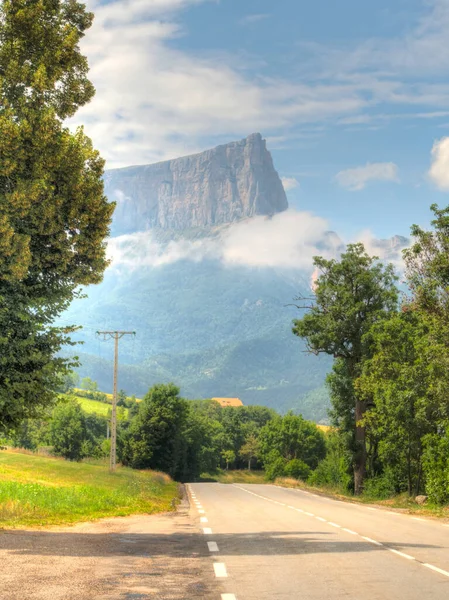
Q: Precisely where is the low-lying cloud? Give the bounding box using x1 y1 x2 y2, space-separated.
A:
107 209 407 274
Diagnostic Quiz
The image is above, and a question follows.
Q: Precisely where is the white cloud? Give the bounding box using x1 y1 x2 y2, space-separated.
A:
281 177 300 191
107 209 342 272
70 0 370 167
107 209 407 275
221 211 337 269
239 14 270 25
355 230 409 272
336 162 399 191
429 137 449 190
65 0 449 167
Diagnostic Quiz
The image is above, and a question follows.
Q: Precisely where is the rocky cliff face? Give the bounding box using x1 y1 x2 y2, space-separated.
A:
105 133 288 235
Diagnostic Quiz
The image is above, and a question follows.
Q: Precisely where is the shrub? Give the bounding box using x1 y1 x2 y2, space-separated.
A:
423 429 449 504
362 469 397 500
284 458 311 481
265 452 287 481
308 432 352 493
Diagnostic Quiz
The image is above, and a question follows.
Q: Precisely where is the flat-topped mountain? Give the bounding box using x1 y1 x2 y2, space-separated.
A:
105 133 288 235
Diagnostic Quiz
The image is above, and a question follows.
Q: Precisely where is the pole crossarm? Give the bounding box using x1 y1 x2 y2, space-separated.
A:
96 330 136 340
96 330 136 472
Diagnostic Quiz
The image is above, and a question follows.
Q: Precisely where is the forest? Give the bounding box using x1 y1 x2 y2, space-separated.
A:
4 380 326 484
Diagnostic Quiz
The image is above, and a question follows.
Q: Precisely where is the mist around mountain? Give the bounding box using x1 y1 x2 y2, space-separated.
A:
61 134 408 423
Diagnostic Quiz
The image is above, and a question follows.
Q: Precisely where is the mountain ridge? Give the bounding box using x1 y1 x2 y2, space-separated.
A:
105 133 288 235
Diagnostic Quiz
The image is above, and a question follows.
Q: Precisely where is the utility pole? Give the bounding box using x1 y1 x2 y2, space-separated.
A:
96 330 136 472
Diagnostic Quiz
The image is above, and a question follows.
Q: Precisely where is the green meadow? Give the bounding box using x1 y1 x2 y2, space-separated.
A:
0 451 178 528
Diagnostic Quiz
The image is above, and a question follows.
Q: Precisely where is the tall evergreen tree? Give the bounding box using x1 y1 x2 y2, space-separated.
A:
0 1 114 433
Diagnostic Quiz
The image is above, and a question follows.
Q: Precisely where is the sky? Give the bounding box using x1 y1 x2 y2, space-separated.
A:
75 0 449 243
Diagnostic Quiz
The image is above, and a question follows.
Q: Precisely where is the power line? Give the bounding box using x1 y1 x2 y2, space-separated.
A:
96 330 136 472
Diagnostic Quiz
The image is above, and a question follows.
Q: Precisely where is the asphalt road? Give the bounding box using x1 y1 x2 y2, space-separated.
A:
187 482 449 600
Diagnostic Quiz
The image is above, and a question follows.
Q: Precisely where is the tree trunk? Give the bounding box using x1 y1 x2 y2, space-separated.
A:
248 458 251 471
407 443 412 497
354 398 367 495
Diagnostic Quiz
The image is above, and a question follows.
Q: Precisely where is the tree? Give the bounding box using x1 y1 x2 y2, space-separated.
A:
293 244 398 494
357 310 447 495
81 378 98 393
240 434 260 470
221 449 236 470
59 371 80 394
259 414 326 471
49 398 85 461
404 204 449 317
117 389 127 407
0 0 113 434
121 384 189 478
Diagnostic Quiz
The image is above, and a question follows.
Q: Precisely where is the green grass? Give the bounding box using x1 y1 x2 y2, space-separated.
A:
67 394 128 419
77 396 112 417
0 450 178 528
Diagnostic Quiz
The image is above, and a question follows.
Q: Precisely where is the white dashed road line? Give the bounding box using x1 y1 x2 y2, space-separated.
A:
202 527 212 535
361 536 383 546
207 541 219 552
213 563 228 578
389 549 415 560
233 484 449 580
200 517 208 523
423 564 449 577
221 595 237 600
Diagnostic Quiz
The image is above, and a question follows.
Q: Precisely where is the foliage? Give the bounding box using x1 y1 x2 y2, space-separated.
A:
357 310 449 496
404 204 449 317
239 434 260 470
308 431 352 492
0 0 113 433
362 469 397 500
221 449 236 470
422 427 449 504
121 384 190 479
284 458 310 481
264 452 287 481
47 397 108 460
259 413 326 471
81 377 98 392
293 243 398 494
49 399 85 460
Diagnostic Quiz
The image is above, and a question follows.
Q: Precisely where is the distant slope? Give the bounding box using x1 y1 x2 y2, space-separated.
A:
62 259 332 422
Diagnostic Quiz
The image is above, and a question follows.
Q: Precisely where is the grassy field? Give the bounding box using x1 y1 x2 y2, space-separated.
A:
77 396 112 417
68 395 129 419
0 450 179 528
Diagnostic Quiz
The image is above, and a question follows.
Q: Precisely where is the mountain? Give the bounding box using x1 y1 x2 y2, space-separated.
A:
106 133 288 235
61 134 407 423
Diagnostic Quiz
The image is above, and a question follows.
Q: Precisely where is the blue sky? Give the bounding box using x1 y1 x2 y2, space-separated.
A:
77 0 449 242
